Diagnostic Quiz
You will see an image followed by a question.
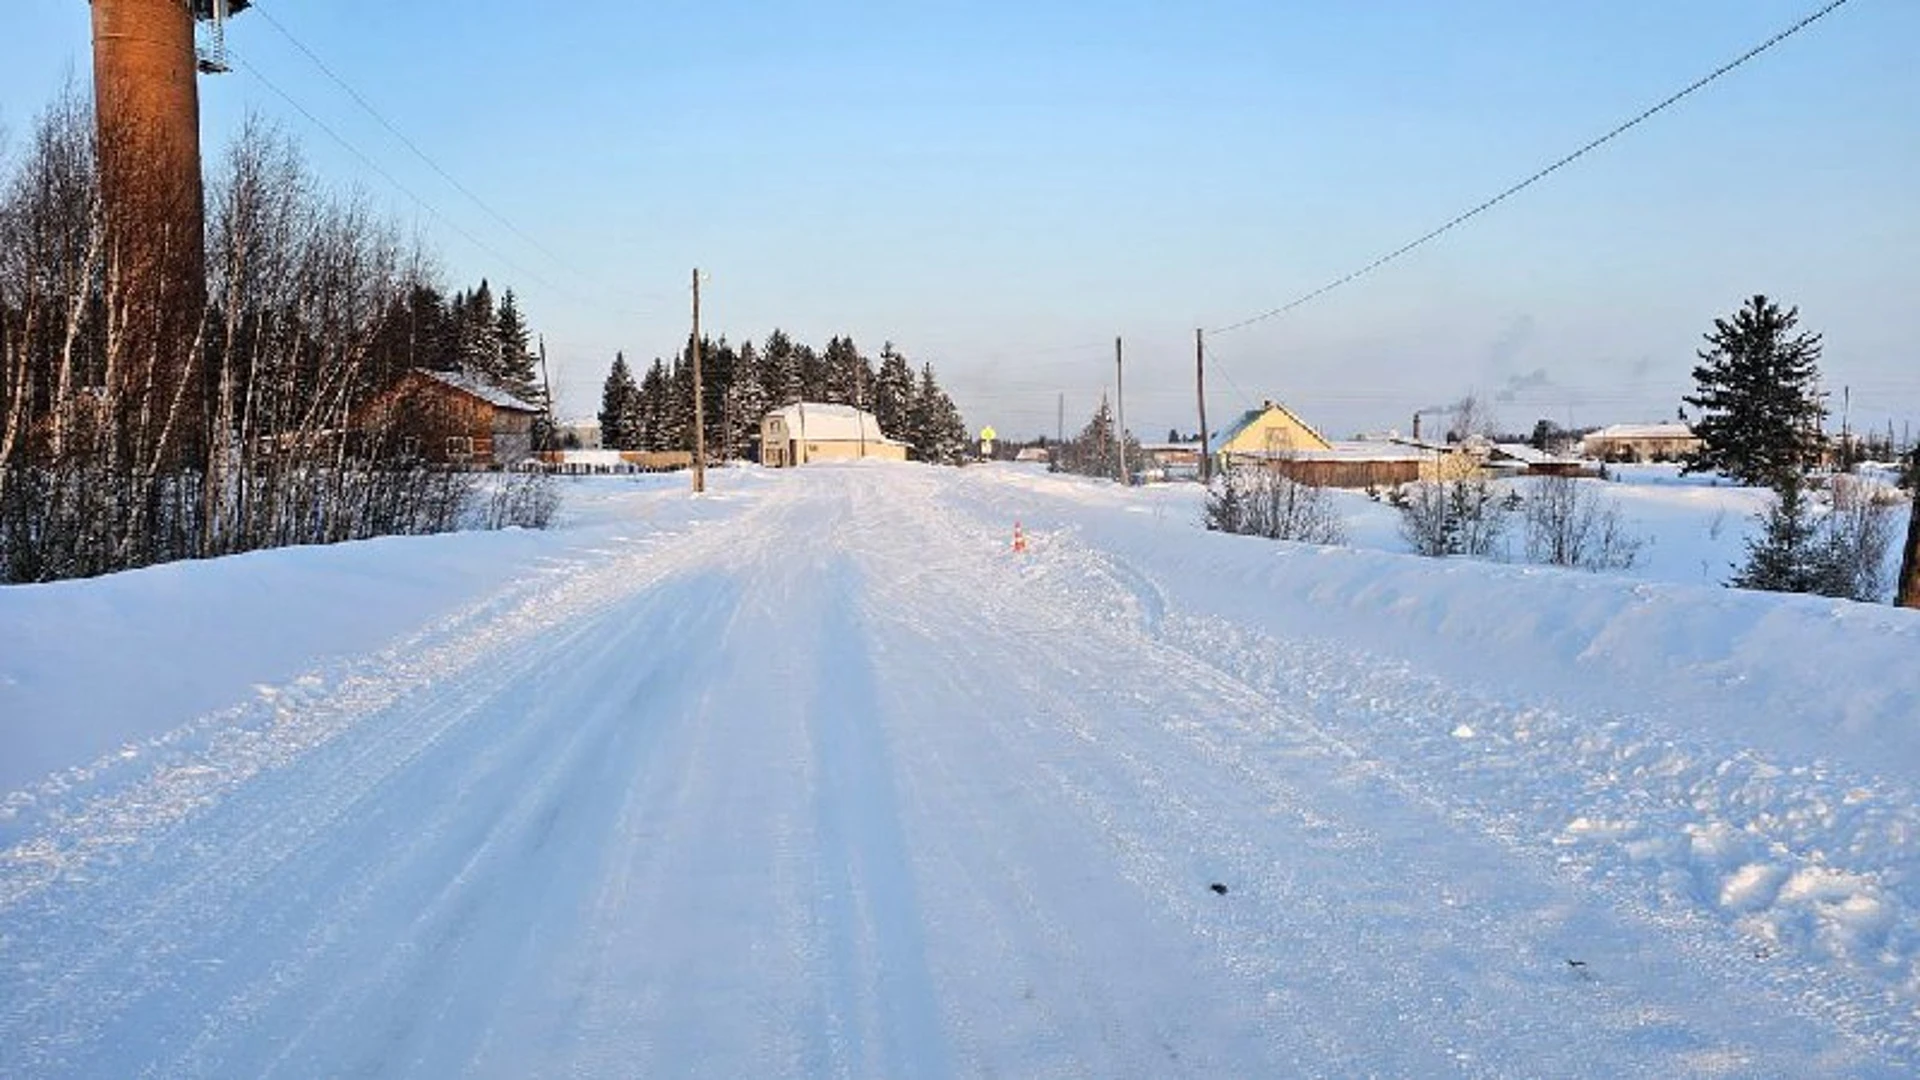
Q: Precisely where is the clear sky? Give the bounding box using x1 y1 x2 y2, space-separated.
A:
3 1 1914 441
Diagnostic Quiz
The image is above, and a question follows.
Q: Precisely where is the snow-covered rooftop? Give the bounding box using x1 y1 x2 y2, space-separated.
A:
1587 423 1697 441
766 402 906 445
415 369 544 413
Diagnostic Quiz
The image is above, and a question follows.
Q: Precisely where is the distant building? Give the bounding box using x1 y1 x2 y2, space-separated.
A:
760 403 909 467
1582 423 1702 463
560 418 603 450
1236 441 1444 488
1137 441 1202 481
356 369 543 467
1208 400 1334 467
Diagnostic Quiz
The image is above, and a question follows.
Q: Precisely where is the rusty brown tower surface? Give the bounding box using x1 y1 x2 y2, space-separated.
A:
88 0 243 466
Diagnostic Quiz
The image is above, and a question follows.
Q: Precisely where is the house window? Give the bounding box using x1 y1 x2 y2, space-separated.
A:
399 436 420 458
446 435 474 460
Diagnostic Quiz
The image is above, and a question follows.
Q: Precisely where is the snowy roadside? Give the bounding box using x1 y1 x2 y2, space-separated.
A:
958 463 1920 1058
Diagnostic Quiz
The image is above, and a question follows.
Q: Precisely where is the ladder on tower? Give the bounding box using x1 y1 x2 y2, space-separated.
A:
195 0 233 74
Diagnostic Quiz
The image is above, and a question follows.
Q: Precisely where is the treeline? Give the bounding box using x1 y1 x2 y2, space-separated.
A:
596 332 970 464
0 88 553 584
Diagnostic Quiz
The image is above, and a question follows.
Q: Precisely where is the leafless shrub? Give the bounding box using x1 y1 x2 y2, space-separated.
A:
1522 473 1644 571
1204 465 1346 545
1393 476 1510 558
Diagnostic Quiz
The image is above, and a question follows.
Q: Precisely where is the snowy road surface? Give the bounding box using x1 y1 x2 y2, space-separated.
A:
3 465 1917 1076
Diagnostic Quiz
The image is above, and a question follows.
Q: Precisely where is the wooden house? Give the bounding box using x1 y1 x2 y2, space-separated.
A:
357 369 543 467
1209 400 1334 467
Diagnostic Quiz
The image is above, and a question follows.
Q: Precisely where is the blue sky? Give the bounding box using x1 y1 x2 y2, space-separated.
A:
3 1 1914 440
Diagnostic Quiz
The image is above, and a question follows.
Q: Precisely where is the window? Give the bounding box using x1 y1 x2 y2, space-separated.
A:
446 435 474 460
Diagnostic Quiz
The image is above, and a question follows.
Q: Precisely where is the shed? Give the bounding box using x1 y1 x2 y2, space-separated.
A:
760 403 909 467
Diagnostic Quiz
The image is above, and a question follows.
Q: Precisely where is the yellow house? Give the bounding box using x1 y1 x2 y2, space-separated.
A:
760 403 910 467
1208 399 1333 465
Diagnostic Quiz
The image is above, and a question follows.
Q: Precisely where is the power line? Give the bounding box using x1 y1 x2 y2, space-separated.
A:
1210 0 1855 336
250 2 571 273
231 54 556 292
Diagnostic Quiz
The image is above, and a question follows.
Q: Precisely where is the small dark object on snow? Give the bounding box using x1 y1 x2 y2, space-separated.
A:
1209 882 1228 895
1566 959 1586 968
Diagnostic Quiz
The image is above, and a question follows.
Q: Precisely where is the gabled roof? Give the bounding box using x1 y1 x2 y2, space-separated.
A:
1207 400 1332 455
413 369 544 413
765 402 906 446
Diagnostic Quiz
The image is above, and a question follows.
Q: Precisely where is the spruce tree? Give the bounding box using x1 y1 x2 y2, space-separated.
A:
598 353 639 450
454 279 500 376
762 329 802 407
491 289 539 401
872 343 914 440
730 340 769 458
1732 470 1830 594
1683 295 1826 487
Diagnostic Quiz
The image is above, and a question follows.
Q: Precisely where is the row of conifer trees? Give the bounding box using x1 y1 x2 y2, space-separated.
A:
596 333 971 465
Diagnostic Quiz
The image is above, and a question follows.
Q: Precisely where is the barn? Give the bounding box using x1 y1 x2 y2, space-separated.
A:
760 403 909 467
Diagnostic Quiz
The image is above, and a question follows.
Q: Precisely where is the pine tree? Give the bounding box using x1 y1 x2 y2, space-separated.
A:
598 352 639 450
1683 295 1826 488
872 343 914 440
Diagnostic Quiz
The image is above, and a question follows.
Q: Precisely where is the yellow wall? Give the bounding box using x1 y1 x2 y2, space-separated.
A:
802 441 908 463
1222 406 1332 455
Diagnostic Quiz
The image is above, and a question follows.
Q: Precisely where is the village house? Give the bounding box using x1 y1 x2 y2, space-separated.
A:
356 369 543 467
1208 400 1335 467
1581 423 1702 463
760 403 909 467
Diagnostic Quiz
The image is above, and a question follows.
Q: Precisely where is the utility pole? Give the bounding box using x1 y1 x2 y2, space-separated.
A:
1056 392 1064 445
537 335 555 452
1899 489 1920 609
1195 328 1212 484
1901 446 1920 609
691 268 706 494
1114 336 1129 484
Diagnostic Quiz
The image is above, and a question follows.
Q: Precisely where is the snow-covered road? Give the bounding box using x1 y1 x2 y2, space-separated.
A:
3 465 1916 1076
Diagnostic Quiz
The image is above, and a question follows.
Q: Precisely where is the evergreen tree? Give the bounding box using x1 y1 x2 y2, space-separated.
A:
822 335 870 407
729 340 769 460
638 358 673 450
1683 295 1826 487
903 363 968 464
598 352 639 450
453 279 500 376
762 329 802 407
872 343 914 440
491 289 539 401
1731 470 1835 594
796 343 827 403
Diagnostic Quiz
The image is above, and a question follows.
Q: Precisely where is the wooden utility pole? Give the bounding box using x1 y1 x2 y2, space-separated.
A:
1899 451 1920 609
691 268 706 494
1195 328 1212 484
1114 336 1128 484
537 336 555 451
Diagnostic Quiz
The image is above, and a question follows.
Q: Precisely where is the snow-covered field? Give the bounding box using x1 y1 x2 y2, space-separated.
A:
2 463 1917 1076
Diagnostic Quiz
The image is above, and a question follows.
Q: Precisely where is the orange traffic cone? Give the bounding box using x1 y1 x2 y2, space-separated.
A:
1012 522 1028 554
